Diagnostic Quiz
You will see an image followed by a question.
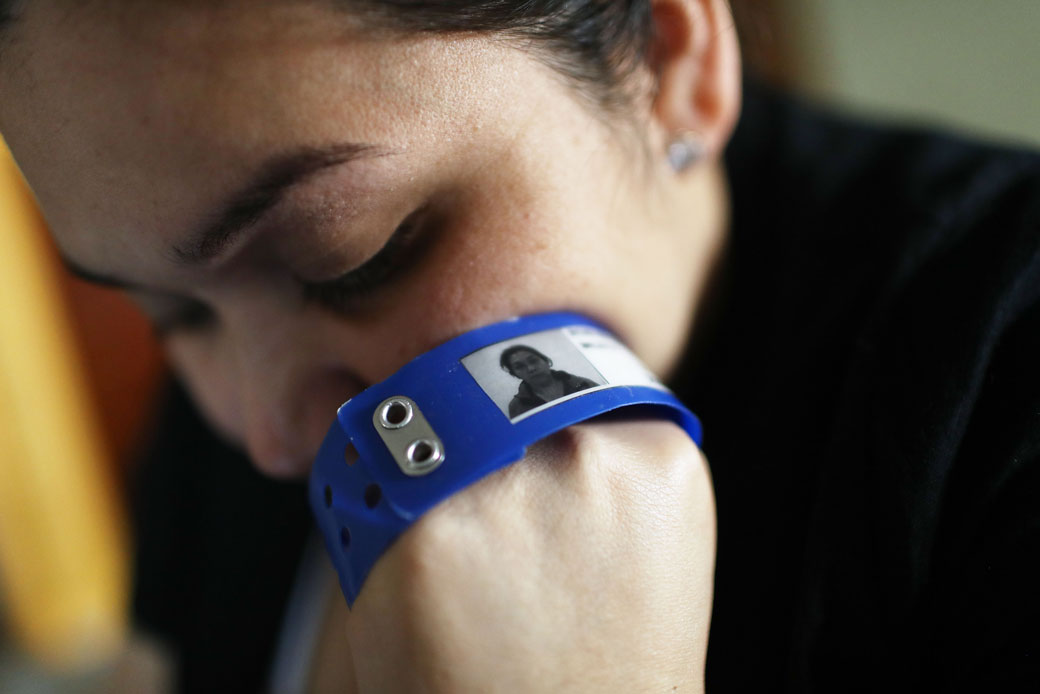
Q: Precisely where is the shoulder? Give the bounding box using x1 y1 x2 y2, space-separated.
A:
726 80 1040 531
509 382 537 418
722 79 1040 384
553 370 599 389
700 82 1040 689
727 79 1040 268
729 78 1040 209
507 397 523 418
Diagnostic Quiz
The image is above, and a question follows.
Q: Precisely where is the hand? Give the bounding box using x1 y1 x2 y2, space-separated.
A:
343 415 717 693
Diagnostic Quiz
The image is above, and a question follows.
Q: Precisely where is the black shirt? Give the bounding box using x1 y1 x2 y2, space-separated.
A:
677 82 1040 692
133 81 1040 692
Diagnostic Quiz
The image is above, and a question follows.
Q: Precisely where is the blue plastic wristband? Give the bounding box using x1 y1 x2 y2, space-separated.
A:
308 312 703 606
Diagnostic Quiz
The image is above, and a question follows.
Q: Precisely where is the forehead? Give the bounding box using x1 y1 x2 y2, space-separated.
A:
0 0 532 271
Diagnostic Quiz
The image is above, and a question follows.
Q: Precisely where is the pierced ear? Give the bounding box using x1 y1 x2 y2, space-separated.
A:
648 0 742 157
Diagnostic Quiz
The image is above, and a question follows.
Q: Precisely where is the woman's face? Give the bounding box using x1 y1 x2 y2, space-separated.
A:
507 350 552 384
0 1 730 477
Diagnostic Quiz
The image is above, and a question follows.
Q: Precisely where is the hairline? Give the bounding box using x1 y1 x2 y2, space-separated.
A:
0 0 658 173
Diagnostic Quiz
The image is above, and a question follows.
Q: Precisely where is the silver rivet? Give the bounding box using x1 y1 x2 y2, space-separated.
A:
373 396 444 476
405 438 443 472
378 398 413 429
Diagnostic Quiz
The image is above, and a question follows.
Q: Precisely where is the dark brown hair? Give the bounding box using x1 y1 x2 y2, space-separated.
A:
344 1 655 113
500 344 552 376
0 1 660 112
0 1 15 31
1 2 761 116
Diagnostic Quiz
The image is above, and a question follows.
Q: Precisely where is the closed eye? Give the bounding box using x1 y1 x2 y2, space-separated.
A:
300 205 429 314
136 205 431 336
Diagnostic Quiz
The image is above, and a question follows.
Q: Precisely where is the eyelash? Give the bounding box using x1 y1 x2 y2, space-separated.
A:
299 207 427 314
149 208 429 337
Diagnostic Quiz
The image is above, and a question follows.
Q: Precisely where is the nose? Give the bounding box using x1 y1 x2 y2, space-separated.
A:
191 281 474 479
237 364 366 478
211 295 369 478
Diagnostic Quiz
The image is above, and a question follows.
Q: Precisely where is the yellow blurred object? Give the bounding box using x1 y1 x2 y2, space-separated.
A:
0 138 129 669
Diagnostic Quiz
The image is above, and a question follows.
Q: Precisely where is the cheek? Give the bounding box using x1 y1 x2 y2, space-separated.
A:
404 206 603 334
162 336 243 443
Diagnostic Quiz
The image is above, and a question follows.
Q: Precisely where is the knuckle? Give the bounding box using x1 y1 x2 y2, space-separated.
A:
545 416 711 496
364 501 468 609
551 423 612 470
647 419 700 463
395 503 458 574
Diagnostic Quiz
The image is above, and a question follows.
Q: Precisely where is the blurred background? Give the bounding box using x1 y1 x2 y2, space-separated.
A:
768 0 1040 146
1 1 1037 691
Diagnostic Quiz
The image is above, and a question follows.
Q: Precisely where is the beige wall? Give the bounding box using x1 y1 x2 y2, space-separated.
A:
781 0 1040 147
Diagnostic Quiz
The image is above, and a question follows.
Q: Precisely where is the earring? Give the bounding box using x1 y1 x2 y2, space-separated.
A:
666 132 706 173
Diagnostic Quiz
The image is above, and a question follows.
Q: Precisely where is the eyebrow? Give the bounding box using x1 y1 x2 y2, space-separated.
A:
60 141 391 289
171 141 389 265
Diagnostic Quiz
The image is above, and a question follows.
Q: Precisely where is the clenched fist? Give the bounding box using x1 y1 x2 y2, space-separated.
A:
334 415 716 693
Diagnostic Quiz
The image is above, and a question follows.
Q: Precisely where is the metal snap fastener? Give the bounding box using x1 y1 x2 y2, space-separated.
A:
378 398 413 429
405 438 444 473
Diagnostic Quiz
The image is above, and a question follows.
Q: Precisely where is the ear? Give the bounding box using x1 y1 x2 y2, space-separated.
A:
647 0 742 158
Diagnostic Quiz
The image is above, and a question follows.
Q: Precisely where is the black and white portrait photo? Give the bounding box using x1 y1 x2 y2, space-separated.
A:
499 344 600 418
461 328 608 421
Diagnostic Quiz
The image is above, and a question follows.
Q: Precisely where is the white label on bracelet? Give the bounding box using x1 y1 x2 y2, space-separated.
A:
460 325 668 422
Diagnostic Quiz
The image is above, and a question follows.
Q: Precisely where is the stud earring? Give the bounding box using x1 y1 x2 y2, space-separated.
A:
666 132 706 173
